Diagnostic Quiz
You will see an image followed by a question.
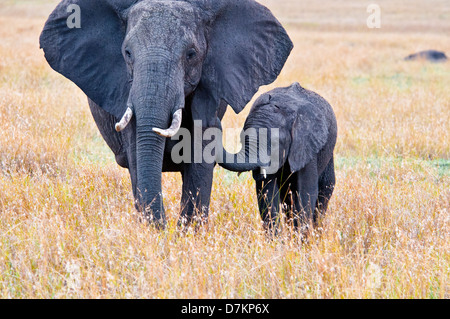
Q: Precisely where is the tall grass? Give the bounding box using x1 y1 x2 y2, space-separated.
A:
0 0 448 298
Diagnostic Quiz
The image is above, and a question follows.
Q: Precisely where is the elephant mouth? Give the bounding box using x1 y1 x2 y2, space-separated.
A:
115 106 183 138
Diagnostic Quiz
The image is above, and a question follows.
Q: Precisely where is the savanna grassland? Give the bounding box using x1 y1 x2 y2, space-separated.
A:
0 0 449 298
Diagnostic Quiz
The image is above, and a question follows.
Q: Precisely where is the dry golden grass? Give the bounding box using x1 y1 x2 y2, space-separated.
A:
0 0 449 298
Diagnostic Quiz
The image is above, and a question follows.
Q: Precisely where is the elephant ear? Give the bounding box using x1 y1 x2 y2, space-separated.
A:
288 98 329 173
39 0 138 119
189 0 293 124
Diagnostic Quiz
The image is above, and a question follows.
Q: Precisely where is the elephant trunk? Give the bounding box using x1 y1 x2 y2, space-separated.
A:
135 113 166 226
132 58 184 227
218 130 267 173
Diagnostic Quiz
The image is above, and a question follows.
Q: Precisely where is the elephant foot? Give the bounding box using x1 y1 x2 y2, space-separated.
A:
133 200 167 230
177 205 209 231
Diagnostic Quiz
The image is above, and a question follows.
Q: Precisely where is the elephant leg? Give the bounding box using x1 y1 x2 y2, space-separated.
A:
179 161 215 226
255 175 281 235
88 99 128 168
294 160 319 231
315 156 335 224
178 121 222 227
279 172 298 228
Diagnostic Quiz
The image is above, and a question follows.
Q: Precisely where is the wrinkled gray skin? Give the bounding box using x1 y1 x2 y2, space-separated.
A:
40 0 293 228
218 83 337 233
404 50 447 63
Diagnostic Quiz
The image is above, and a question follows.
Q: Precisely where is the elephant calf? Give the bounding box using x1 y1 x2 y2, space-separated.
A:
218 82 337 234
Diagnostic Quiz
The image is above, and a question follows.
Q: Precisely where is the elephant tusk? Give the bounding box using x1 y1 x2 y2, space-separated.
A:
153 109 183 138
261 168 267 179
115 107 133 132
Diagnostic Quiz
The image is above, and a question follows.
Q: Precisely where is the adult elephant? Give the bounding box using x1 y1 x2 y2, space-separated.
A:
40 0 293 227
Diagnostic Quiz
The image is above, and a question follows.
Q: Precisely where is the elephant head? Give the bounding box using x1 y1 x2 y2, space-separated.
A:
40 0 293 225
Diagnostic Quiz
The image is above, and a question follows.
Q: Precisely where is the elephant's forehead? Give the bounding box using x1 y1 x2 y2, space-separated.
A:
130 0 197 23
127 1 199 44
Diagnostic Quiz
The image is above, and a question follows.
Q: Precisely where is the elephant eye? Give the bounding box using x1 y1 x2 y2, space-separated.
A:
124 49 132 60
186 48 197 61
